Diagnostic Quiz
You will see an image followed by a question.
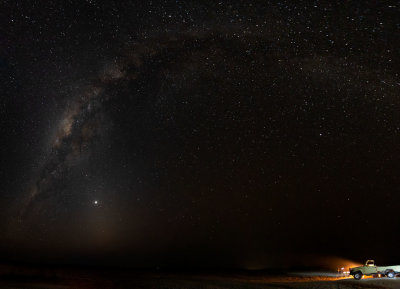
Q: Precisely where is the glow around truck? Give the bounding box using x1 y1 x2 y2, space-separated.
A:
350 260 400 280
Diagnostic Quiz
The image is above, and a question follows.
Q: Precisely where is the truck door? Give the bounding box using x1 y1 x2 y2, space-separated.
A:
364 266 378 275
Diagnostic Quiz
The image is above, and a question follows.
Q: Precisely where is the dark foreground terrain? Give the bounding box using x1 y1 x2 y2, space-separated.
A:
1 264 399 289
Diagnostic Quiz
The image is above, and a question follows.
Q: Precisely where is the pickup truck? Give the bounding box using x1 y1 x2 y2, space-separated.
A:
350 260 400 280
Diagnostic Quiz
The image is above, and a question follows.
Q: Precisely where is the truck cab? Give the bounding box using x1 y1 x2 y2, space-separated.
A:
362 260 378 275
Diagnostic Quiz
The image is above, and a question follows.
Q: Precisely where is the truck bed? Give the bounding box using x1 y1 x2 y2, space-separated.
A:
376 266 400 273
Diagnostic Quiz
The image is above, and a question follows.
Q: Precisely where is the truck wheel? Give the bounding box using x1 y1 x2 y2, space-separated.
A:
387 271 395 278
353 272 363 280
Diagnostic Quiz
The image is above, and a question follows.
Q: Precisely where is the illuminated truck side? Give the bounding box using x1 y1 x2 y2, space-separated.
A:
350 260 400 280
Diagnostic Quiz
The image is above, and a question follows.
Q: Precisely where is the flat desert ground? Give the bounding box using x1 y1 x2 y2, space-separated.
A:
1 266 400 289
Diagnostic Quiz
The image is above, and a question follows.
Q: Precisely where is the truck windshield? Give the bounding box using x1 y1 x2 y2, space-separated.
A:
366 261 374 266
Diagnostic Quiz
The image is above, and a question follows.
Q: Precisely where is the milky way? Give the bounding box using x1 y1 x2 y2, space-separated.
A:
19 31 227 220
20 50 145 220
2 0 399 267
21 62 123 219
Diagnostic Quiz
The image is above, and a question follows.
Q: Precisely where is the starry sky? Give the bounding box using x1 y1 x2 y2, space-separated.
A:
0 1 399 269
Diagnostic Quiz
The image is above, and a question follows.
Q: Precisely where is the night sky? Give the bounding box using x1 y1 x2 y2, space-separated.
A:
0 1 399 269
